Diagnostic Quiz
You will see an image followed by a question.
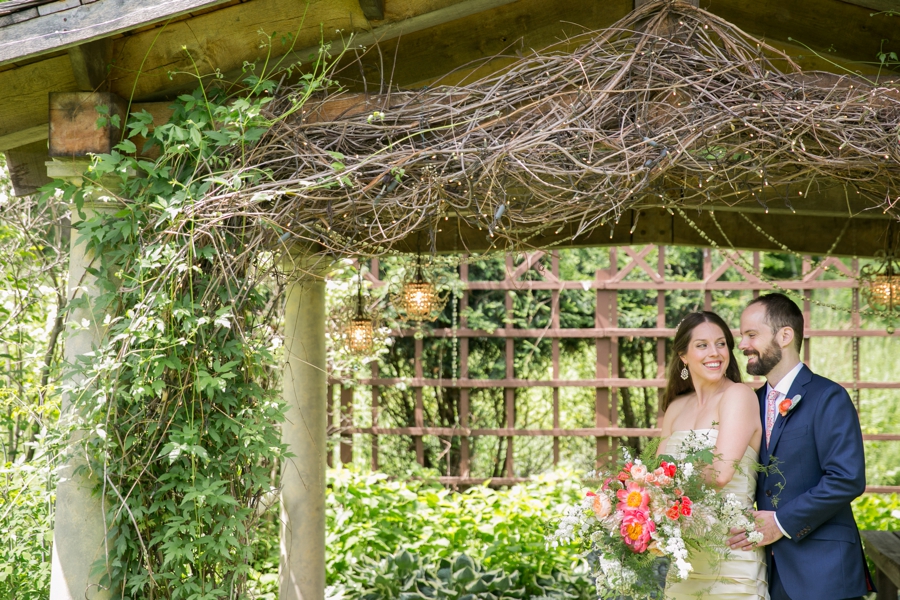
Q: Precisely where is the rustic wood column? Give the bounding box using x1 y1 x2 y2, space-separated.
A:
47 159 114 600
280 255 328 600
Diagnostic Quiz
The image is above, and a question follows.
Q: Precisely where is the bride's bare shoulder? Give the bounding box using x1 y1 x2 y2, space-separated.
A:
721 382 760 411
662 393 693 423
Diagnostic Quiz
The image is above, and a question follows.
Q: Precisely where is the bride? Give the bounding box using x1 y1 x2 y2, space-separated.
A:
657 311 768 600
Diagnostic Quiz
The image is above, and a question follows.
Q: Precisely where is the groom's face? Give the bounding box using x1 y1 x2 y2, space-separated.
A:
739 304 783 376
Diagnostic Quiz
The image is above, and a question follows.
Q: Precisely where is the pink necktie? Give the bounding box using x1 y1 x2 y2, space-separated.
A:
765 389 779 445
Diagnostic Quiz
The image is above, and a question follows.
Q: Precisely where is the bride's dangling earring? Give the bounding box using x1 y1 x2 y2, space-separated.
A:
680 364 689 380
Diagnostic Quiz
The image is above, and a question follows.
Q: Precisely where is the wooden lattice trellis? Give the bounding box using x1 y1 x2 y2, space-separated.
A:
328 246 900 493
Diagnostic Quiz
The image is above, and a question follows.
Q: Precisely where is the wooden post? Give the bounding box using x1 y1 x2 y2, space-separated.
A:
657 246 667 424
371 361 379 470
595 248 617 466
3 139 51 196
459 259 470 477
47 159 115 600
414 337 425 465
340 384 353 464
752 252 761 300
802 256 812 366
551 251 561 465
370 257 380 470
852 257 861 409
702 248 712 311
49 92 125 157
280 257 327 600
326 384 334 468
504 254 515 478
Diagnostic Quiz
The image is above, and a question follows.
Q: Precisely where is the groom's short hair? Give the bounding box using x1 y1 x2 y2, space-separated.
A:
748 293 804 352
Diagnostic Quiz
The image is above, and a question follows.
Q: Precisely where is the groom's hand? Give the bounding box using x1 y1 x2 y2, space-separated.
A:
748 510 784 547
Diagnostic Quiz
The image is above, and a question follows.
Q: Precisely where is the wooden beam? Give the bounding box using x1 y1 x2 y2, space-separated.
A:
48 91 126 157
0 55 77 142
709 0 900 67
105 0 367 102
1 0 893 151
3 139 51 196
126 0 525 101
0 0 233 66
358 0 384 21
0 125 47 152
68 37 114 91
428 207 893 257
837 0 900 11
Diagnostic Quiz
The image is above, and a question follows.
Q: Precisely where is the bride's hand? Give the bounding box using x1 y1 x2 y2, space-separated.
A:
727 527 752 551
728 511 784 550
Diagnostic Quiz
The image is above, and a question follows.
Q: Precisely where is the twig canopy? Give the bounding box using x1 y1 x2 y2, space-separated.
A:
207 0 900 257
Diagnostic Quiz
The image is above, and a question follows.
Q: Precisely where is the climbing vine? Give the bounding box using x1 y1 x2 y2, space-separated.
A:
55 44 339 599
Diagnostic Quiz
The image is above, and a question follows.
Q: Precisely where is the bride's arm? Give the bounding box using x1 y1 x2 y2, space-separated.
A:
656 398 679 456
710 384 762 488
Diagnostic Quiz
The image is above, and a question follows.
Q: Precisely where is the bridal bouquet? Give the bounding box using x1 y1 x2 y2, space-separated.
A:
547 434 761 599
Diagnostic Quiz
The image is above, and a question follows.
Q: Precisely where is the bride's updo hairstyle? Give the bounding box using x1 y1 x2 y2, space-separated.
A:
661 311 742 411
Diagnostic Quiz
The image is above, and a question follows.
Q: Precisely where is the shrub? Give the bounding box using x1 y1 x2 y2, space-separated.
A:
322 468 594 599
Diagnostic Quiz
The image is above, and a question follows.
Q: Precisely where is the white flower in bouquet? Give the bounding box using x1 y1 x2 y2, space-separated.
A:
721 493 764 546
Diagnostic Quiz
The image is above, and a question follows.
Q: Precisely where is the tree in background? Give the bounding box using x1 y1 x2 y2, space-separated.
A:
0 156 68 598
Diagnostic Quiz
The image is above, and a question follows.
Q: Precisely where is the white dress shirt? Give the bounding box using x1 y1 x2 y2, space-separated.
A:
765 360 805 539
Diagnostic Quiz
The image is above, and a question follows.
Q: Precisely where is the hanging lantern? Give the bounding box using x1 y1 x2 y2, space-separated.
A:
391 255 449 323
861 250 900 333
347 316 374 353
343 274 375 353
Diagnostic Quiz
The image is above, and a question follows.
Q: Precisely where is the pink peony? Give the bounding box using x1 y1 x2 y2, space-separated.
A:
620 510 656 553
616 482 651 513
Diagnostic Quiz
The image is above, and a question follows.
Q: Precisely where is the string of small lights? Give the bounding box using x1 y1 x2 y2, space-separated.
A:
675 207 894 325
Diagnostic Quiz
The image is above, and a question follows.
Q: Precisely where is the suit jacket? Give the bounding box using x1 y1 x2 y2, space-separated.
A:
756 364 871 599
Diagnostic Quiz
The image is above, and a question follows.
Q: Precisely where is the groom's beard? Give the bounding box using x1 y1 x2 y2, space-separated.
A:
744 342 782 376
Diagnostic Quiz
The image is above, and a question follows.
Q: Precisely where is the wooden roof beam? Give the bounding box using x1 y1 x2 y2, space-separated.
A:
0 0 232 67
427 208 892 257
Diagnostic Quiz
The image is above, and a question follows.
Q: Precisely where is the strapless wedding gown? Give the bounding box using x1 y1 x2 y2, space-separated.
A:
664 429 769 600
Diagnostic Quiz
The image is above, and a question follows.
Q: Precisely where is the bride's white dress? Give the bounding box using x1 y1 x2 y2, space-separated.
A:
664 429 769 600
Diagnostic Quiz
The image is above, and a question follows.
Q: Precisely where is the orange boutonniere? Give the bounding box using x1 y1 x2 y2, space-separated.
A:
778 394 802 417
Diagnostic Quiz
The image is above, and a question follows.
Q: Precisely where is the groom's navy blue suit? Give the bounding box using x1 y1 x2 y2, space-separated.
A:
755 364 872 600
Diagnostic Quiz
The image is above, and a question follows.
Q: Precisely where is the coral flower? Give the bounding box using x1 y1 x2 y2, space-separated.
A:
616 482 651 512
660 461 677 478
620 510 656 553
681 496 693 516
666 502 681 520
779 398 793 417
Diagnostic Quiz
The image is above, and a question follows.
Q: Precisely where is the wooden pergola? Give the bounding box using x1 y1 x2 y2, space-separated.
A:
1 0 898 599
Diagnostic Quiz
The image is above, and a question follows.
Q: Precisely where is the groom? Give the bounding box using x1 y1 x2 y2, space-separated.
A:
728 293 873 600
